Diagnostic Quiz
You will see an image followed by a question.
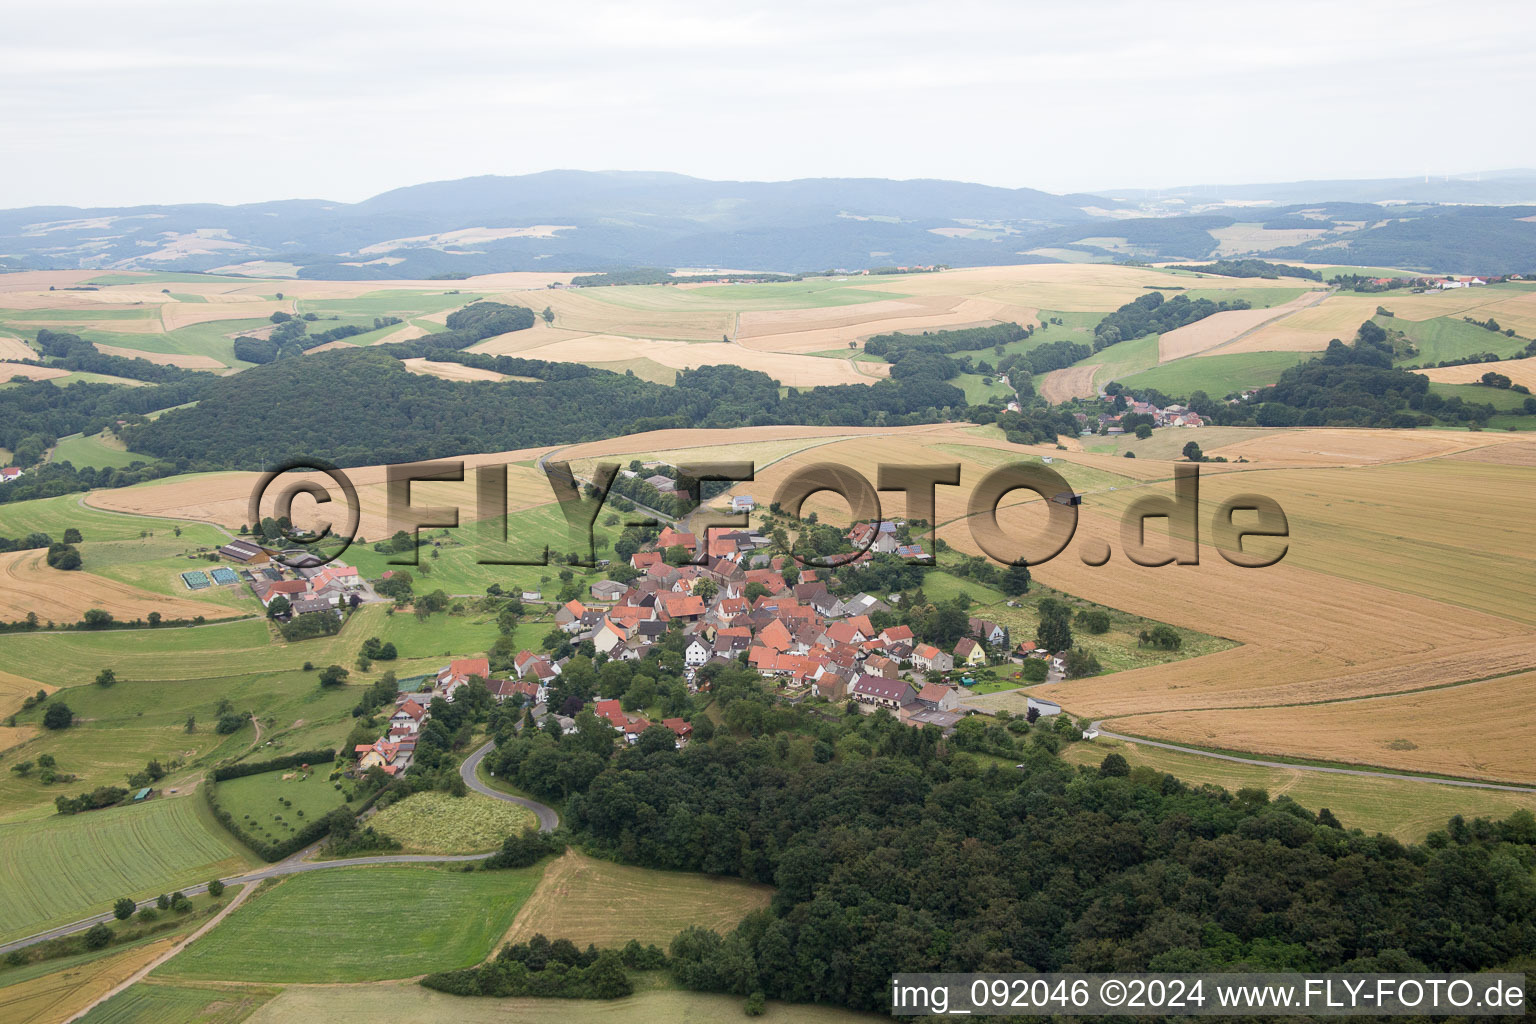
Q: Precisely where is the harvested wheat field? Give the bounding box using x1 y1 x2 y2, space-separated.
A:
401 358 509 382
93 343 226 369
1220 294 1385 353
0 936 180 1024
1446 437 1536 466
1158 289 1326 361
738 296 1037 353
85 452 558 540
0 668 51 718
1111 671 1536 784
1200 426 1510 466
0 549 220 623
158 298 293 331
0 364 70 381
1417 354 1536 391
510 333 878 385
1039 363 1101 402
0 335 35 361
503 850 771 948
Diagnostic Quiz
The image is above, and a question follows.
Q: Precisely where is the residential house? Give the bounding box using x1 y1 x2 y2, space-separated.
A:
389 698 426 734
662 717 693 747
954 636 987 668
730 495 755 513
915 682 960 712
968 618 1010 649
911 644 954 673
849 674 915 710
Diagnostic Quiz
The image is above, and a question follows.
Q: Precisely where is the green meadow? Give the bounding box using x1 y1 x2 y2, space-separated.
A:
157 864 544 982
1118 350 1311 398
50 432 156 471
214 766 350 847
1380 313 1529 365
77 981 279 1024
0 796 250 943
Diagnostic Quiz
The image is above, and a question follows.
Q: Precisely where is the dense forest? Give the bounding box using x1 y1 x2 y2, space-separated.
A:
484 697 1536 1014
33 329 209 384
121 353 979 469
1166 259 1322 281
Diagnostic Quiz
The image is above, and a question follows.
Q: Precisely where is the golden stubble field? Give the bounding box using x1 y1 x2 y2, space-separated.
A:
0 549 219 623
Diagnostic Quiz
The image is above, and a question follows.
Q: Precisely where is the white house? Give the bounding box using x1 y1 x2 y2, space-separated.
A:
685 637 711 667
730 495 755 513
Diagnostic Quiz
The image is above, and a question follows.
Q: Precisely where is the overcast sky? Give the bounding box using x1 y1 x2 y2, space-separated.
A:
4 0 1533 208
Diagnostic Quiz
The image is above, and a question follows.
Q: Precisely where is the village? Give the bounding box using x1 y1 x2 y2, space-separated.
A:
340 516 1073 777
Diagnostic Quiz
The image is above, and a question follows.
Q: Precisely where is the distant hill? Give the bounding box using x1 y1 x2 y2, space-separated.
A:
1 169 1533 277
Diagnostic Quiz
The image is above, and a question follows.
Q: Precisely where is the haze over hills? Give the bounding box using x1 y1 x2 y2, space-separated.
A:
2 168 1534 278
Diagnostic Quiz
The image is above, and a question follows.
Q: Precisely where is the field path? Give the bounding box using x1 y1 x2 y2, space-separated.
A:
60 880 257 1024
1090 723 1536 793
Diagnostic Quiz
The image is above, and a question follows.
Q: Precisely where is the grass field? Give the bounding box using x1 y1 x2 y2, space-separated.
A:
1117 350 1310 398
242 982 878 1024
0 796 249 943
0 493 197 542
1382 313 1530 366
212 766 350 847
158 864 544 982
1057 736 1536 842
78 980 279 1024
503 850 772 948
365 790 533 854
51 432 154 471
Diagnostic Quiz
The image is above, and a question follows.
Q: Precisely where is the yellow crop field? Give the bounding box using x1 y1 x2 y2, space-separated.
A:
1111 671 1536 784
507 332 881 385
1154 290 1327 361
2 364 71 381
1038 363 1101 402
93 344 226 369
0 669 51 718
1418 354 1536 390
0 549 219 623
401 358 510 382
0 937 180 1024
0 335 36 361
1221 294 1384 353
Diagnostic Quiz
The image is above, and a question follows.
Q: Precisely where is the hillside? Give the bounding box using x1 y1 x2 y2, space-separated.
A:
4 170 1536 278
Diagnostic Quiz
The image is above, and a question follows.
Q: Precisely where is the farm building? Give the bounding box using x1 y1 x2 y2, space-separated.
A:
217 539 270 564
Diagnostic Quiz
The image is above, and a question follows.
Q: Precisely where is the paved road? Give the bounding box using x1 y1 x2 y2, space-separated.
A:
1091 723 1536 794
461 740 560 831
1 744 558 957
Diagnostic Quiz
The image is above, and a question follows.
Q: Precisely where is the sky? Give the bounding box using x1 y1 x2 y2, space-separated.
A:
4 0 1534 208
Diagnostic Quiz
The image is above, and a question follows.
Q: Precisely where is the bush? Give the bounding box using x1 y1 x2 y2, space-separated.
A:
113 897 136 920
137 906 159 922
83 923 113 949
1019 659 1049 682
215 712 246 734
207 879 225 898
1075 609 1111 634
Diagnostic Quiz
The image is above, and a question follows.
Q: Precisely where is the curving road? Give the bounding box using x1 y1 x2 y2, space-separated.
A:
0 742 557 957
1091 723 1536 794
461 740 560 831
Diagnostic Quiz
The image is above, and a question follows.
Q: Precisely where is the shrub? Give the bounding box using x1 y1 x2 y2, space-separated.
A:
83 923 113 949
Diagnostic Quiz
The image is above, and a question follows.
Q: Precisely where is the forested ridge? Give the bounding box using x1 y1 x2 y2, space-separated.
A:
121 352 982 469
487 707 1536 1014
